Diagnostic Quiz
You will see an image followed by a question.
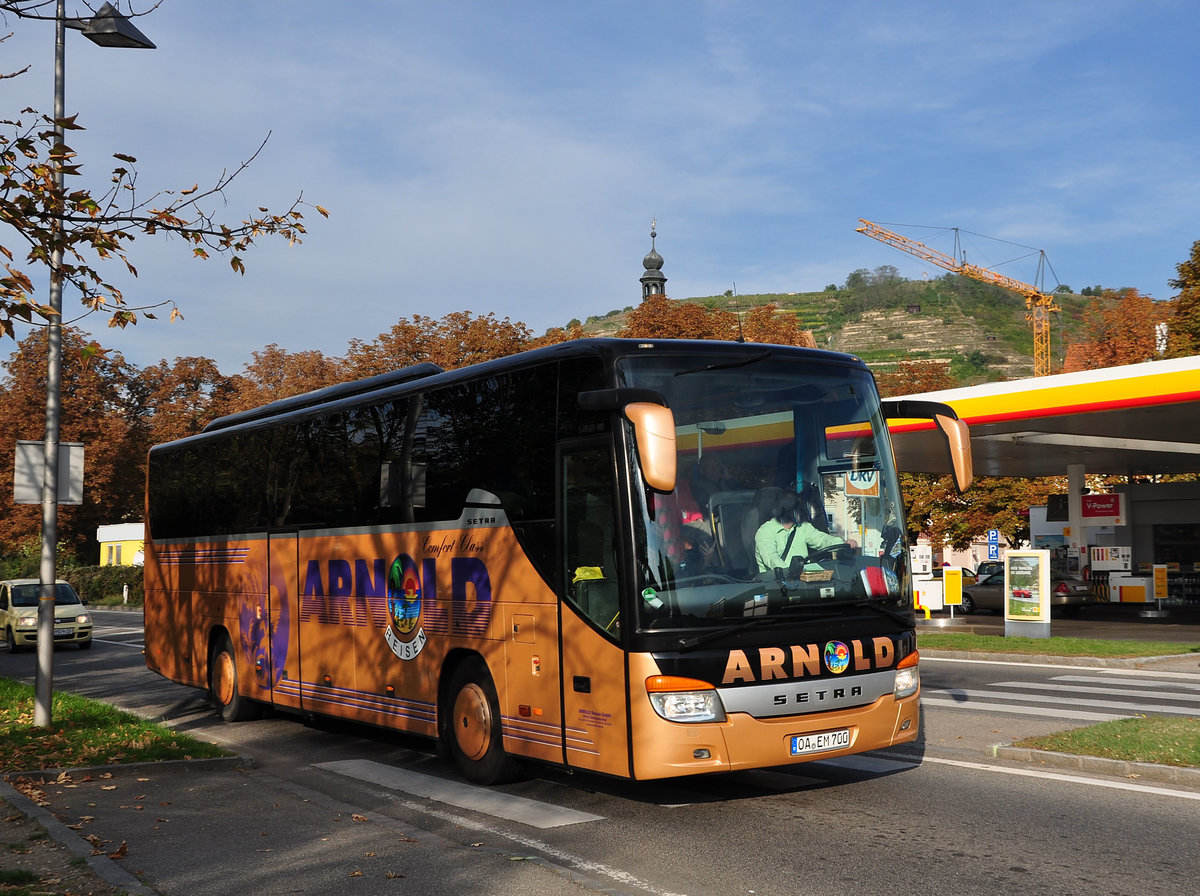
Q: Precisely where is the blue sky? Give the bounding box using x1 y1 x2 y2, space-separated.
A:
2 0 1197 374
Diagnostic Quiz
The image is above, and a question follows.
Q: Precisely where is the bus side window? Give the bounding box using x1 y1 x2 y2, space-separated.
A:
563 447 620 634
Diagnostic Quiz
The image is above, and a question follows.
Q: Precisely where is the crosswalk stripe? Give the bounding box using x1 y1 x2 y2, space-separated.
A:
925 687 1198 717
315 759 604 829
1052 674 1200 691
921 696 1127 722
992 680 1200 704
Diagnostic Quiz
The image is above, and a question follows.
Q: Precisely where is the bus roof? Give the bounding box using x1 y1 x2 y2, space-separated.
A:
180 338 867 448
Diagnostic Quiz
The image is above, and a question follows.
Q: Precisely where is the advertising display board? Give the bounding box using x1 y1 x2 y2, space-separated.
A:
1004 550 1051 638
943 567 963 607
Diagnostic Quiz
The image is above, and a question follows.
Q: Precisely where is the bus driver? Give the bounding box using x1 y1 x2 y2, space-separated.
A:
754 489 855 578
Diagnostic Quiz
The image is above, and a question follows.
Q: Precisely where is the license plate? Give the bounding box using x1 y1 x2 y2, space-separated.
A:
53 627 72 637
790 728 850 756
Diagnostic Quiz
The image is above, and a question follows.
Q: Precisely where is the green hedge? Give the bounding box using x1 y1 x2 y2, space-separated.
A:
69 565 144 606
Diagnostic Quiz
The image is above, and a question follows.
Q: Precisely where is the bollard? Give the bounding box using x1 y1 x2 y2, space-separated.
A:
123 583 129 605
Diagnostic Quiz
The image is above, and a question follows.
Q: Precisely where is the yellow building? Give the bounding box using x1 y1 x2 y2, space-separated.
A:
97 523 145 567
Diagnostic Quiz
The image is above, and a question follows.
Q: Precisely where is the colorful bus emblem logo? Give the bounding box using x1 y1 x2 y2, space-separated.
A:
386 555 427 660
824 641 850 674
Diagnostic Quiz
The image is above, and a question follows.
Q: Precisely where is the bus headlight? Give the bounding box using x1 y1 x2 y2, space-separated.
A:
894 651 920 700
646 676 727 723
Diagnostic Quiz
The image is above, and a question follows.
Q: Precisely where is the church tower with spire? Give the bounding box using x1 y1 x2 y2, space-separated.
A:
639 220 667 300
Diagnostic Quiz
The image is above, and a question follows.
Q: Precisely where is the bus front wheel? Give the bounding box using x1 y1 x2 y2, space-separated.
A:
209 634 259 722
444 658 521 785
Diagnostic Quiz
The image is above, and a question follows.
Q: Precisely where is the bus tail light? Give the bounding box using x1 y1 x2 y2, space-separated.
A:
646 676 726 723
894 651 920 700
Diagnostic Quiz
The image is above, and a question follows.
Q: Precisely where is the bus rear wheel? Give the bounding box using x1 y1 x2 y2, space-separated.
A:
209 634 259 722
444 658 521 785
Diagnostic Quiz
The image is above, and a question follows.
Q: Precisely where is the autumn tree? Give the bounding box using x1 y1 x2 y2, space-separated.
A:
899 474 1052 551
344 311 538 378
618 294 816 347
226 344 343 414
1062 287 1164 372
126 355 237 446
0 326 142 559
740 305 817 348
873 359 954 398
1166 239 1200 357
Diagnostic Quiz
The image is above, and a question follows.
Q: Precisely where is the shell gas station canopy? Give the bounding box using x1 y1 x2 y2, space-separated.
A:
886 356 1200 480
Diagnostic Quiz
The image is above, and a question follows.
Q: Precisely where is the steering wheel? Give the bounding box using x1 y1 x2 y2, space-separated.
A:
807 543 853 564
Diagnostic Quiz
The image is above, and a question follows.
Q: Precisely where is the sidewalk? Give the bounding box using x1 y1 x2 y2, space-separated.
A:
2 758 599 896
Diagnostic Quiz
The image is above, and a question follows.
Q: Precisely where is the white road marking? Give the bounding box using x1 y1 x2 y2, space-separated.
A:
920 755 1200 802
994 680 1200 703
1051 674 1200 690
315 759 604 829
926 686 1197 717
921 696 1126 722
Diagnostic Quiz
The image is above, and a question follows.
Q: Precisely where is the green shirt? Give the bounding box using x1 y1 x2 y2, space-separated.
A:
754 519 845 573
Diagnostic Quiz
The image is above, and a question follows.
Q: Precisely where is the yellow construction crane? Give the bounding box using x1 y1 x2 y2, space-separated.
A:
856 218 1060 377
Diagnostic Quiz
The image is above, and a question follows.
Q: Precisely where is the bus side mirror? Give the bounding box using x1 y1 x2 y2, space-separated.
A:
623 402 677 492
933 413 973 492
882 399 973 493
578 388 677 492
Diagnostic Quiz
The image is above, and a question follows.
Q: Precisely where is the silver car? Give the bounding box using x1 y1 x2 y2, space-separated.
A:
959 572 1096 617
1 579 93 651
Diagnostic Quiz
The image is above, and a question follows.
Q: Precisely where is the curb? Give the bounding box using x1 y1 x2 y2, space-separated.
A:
991 745 1200 788
4 754 255 781
920 649 1200 669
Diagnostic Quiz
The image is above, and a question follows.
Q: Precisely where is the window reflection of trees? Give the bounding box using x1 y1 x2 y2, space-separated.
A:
149 364 570 568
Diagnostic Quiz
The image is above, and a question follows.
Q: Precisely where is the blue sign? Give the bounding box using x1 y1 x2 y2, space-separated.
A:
988 543 1000 561
987 529 1000 544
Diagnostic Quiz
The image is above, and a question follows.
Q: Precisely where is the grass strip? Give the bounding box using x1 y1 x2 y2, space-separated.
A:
0 678 228 774
918 632 1200 770
1015 717 1200 768
917 631 1200 658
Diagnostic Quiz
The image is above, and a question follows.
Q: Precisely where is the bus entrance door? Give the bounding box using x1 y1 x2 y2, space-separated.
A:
559 445 632 777
559 603 631 776
266 531 302 712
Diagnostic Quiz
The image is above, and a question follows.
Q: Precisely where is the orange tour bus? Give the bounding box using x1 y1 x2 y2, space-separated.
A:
144 338 971 784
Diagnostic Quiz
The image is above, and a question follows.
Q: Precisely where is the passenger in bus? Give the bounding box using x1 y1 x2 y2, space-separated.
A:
689 453 737 517
754 489 855 578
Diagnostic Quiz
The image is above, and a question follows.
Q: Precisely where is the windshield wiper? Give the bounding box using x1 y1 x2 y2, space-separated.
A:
676 616 777 651
675 599 912 651
675 348 772 377
845 599 913 626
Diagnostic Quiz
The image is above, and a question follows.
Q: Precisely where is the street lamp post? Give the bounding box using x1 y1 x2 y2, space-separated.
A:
34 1 155 728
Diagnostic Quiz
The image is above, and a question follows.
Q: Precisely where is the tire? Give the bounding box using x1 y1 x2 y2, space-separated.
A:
443 658 522 785
959 593 976 615
5 627 22 654
78 637 93 650
209 634 259 722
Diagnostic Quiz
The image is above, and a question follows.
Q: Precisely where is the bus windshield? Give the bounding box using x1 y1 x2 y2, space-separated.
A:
617 352 908 634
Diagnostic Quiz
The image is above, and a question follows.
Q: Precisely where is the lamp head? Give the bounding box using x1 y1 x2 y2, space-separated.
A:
82 3 156 49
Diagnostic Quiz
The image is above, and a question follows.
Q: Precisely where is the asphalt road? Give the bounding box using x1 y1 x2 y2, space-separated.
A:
2 607 1199 896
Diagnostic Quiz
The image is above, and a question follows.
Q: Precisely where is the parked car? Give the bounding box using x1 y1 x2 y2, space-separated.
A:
0 579 93 652
930 566 977 585
958 572 1095 616
975 560 1004 578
